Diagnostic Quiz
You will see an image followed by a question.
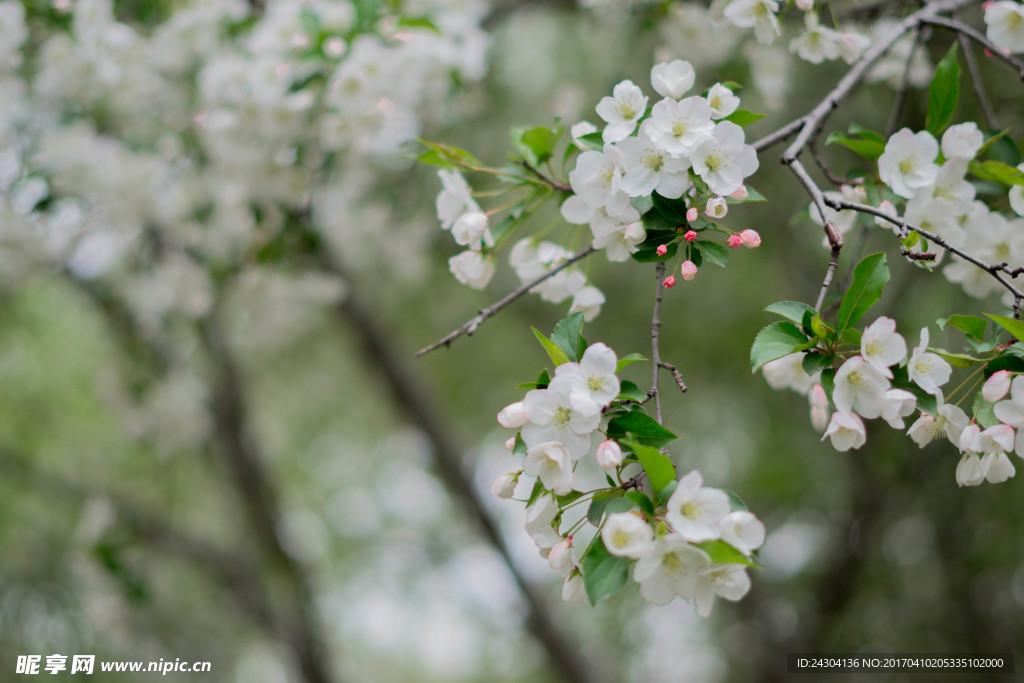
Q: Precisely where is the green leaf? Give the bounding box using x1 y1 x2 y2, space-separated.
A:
749 321 810 373
692 540 759 568
512 124 562 166
837 252 889 330
616 353 647 371
576 131 604 152
695 241 730 267
532 327 569 366
728 185 767 203
825 131 885 161
724 489 748 511
525 480 545 507
650 192 690 224
976 128 1011 158
840 328 862 347
986 313 1024 341
968 160 1024 186
417 139 481 169
932 348 986 368
654 480 678 508
513 434 527 457
847 124 885 144
607 405 678 449
581 536 632 604
625 491 655 516
764 300 815 325
820 368 836 404
802 351 833 375
623 439 676 494
551 312 587 362
937 314 988 341
926 43 960 136
617 380 647 402
722 109 765 127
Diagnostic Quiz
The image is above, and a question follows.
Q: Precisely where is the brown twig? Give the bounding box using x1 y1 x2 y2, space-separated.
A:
657 361 687 394
416 245 596 356
921 14 1024 79
955 16 998 129
650 262 667 424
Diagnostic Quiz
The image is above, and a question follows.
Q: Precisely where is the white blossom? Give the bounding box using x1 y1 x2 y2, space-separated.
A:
706 83 740 119
907 402 969 448
694 563 751 617
436 169 480 229
617 128 692 198
650 59 696 100
602 512 654 558
569 286 605 322
860 316 907 378
879 389 917 430
448 250 495 289
524 441 575 495
596 80 648 143
690 122 759 197
983 370 1012 403
491 471 520 499
555 342 620 416
521 376 600 459
994 375 1024 427
633 535 710 605
451 211 493 250
941 122 984 160
985 1 1024 53
832 356 889 419
908 327 952 398
642 96 715 157
718 510 765 555
666 471 731 542
822 411 866 451
878 128 939 199
723 0 780 45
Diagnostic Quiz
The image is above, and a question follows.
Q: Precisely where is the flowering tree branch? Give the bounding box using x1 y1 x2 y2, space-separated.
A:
416 245 596 356
921 14 1024 77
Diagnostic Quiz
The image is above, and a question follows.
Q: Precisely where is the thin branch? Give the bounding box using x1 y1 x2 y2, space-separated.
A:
885 26 926 137
826 196 1024 301
657 361 687 394
417 245 596 356
650 263 666 425
751 116 809 153
921 15 1024 79
515 160 572 193
956 19 998 129
325 254 604 683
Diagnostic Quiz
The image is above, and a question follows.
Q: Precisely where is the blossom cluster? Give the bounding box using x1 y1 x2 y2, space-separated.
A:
491 334 764 613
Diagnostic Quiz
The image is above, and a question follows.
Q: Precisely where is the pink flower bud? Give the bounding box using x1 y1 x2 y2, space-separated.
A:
680 260 698 281
809 384 829 409
811 406 830 432
491 471 520 499
727 234 743 248
663 275 676 288
497 401 528 428
729 185 749 200
504 436 517 451
548 537 575 574
740 229 761 248
596 440 623 472
985 48 994 58
656 244 668 256
983 370 1011 403
686 207 698 222
684 230 697 241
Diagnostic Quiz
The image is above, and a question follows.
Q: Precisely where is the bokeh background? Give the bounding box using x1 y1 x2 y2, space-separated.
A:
1 1 1023 682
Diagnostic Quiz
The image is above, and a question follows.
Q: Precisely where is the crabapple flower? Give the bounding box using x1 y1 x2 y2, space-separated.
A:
706 83 740 119
796 0 813 9
690 122 759 196
880 389 917 430
983 370 1012 403
568 144 631 215
908 328 952 398
666 470 730 542
762 352 817 395
809 383 830 432
633 535 710 605
740 229 761 248
524 494 561 550
618 129 692 198
497 401 528 428
686 209 699 223
562 572 587 605
907 402 969 448
521 376 600 459
694 563 751 617
727 234 743 248
596 80 648 143
570 121 598 149
591 220 646 262
650 59 696 100
982 452 1016 484
985 1 1024 53
491 471 520 499
656 245 668 256
570 286 605 322
994 375 1024 428
730 186 749 200
436 169 480 229
860 316 907 378
448 251 495 289
596 440 624 471
956 453 988 487
555 342 620 416
706 196 728 218
833 356 889 418
524 441 575 495
837 31 871 64
663 275 677 288
548 538 575 575
680 260 698 280
601 512 654 558
790 12 841 64
723 0 781 45
941 122 984 160
718 510 765 555
822 411 866 451
877 128 939 199
642 96 715 157
451 211 493 250
976 424 1016 454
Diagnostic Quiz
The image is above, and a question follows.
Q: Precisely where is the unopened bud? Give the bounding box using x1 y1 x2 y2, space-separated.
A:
983 370 1011 403
729 185 749 200
504 436 517 451
491 471 520 499
497 401 528 428
680 260 698 281
706 197 728 219
811 406 829 432
809 384 829 409
548 537 575 574
663 275 676 288
727 234 743 248
656 244 668 256
596 440 624 472
684 230 697 241
740 229 761 248
686 207 698 222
